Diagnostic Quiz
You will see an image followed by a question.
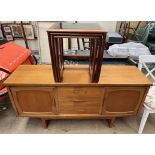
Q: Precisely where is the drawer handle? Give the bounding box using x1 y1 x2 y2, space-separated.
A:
73 100 85 102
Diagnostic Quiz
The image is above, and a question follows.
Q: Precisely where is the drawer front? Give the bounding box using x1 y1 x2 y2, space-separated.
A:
10 87 57 116
102 87 148 116
57 87 103 114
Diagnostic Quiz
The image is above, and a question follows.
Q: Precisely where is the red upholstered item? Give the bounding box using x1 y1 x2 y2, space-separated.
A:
0 70 9 90
0 87 7 96
0 41 35 97
0 42 31 72
0 70 8 97
0 70 9 81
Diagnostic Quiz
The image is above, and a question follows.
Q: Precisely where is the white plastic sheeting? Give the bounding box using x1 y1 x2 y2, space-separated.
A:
107 42 151 60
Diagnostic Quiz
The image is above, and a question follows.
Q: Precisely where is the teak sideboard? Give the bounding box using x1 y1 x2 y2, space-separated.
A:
4 65 152 128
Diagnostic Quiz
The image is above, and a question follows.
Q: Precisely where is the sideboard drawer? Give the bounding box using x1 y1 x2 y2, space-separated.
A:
57 87 103 114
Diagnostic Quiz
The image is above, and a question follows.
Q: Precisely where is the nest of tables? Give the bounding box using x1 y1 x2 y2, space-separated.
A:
47 22 107 82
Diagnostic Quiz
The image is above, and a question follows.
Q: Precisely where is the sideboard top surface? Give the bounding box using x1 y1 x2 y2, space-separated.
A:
4 65 152 86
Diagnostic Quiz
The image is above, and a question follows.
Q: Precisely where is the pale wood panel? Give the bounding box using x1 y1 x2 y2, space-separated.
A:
4 65 54 86
63 67 90 83
99 66 152 86
4 65 152 86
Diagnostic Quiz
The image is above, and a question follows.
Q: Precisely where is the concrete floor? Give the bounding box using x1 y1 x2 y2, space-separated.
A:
1 96 155 134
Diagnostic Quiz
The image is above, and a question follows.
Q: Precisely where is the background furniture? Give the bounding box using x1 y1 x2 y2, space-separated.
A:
138 55 155 82
4 65 152 128
145 22 155 51
138 55 155 133
47 22 107 83
118 21 129 42
20 21 29 49
119 21 155 51
138 99 155 134
106 32 123 49
0 41 37 112
118 21 144 42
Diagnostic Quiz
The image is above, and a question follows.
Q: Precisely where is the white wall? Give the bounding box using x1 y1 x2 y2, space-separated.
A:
37 22 54 63
14 40 39 51
97 21 117 31
79 21 117 31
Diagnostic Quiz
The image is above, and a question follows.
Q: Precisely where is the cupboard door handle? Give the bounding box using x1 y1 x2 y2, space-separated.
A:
53 99 56 107
52 98 57 114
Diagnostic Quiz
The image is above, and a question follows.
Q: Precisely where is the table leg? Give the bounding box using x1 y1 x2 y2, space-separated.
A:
107 118 116 128
41 119 49 129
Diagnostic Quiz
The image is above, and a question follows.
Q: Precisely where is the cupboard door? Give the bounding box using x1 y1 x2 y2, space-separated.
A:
102 87 147 116
57 87 103 114
10 87 57 116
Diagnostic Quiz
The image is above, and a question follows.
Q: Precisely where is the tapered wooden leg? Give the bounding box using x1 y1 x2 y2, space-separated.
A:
41 119 49 129
107 118 116 128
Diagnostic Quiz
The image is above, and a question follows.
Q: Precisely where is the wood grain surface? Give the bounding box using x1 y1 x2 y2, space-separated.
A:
4 65 152 86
